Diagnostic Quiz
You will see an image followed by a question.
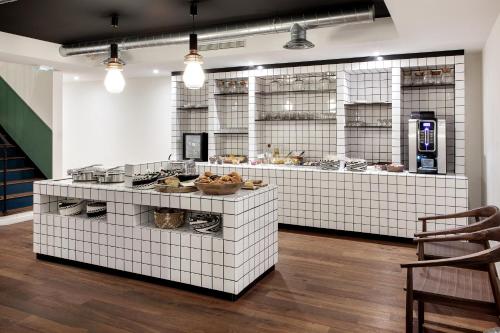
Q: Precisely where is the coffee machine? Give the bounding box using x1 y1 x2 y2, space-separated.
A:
408 111 446 174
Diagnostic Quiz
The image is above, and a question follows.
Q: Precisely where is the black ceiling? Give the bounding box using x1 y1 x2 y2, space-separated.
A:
0 0 390 45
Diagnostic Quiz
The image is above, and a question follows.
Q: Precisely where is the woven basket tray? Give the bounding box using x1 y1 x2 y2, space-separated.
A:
154 184 198 193
154 209 185 229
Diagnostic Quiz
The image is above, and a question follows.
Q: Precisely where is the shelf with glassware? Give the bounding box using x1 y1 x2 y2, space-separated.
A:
401 66 455 88
254 73 337 123
212 78 250 158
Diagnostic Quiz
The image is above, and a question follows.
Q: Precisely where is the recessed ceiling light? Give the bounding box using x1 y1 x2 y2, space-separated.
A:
73 76 80 81
153 69 160 74
257 65 263 70
38 65 54 71
376 56 384 61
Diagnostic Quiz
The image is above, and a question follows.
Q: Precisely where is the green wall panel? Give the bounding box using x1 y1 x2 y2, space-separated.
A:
0 76 52 178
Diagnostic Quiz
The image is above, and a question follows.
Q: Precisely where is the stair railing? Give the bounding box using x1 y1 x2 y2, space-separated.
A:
0 144 6 215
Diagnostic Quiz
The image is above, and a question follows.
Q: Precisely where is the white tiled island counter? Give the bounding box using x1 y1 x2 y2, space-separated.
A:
32 179 278 300
197 163 468 238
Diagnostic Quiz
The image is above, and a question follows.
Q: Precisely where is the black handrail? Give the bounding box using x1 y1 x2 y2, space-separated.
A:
2 145 5 215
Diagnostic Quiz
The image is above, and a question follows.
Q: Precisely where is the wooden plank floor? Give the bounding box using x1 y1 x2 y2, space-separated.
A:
0 222 497 333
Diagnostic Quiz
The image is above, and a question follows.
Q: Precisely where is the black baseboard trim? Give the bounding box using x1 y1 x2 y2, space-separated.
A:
172 49 464 75
35 253 275 301
278 223 413 244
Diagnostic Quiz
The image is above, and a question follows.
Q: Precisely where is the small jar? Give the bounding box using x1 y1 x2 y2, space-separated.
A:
412 71 424 86
431 70 442 85
441 67 454 84
402 71 412 86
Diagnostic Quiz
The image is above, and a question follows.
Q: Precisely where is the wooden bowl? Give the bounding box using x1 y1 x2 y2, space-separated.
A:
194 182 244 195
386 164 405 172
154 184 198 193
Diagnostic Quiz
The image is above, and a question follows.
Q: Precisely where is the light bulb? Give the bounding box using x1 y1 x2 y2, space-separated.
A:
183 60 205 89
104 67 125 94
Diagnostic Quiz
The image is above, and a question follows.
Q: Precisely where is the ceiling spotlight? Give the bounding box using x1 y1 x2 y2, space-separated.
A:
182 1 205 90
376 56 384 61
257 65 264 70
104 43 125 94
73 76 80 81
283 23 315 50
153 69 160 74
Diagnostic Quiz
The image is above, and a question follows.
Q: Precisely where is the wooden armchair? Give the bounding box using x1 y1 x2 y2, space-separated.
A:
414 206 499 261
401 226 500 333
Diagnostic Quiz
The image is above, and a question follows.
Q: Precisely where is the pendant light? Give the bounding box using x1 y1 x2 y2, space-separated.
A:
182 1 205 89
104 15 126 94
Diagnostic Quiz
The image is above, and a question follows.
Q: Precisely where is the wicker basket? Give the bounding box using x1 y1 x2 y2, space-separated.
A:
195 182 243 195
154 208 185 229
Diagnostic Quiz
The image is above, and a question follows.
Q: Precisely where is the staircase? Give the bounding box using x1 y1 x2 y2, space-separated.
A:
0 127 43 215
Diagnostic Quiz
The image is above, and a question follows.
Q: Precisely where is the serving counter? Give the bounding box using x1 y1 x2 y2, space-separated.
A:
32 179 278 299
197 163 468 238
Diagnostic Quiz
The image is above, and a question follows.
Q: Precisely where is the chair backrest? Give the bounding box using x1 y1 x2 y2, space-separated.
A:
470 205 499 222
463 209 500 234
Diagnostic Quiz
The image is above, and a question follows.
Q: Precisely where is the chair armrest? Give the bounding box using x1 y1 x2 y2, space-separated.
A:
413 231 483 243
415 223 483 238
418 210 480 222
401 248 492 269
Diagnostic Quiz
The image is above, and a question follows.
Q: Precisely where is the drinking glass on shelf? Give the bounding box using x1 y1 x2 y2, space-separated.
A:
422 70 433 85
270 78 280 93
319 75 330 91
229 81 237 93
293 76 304 91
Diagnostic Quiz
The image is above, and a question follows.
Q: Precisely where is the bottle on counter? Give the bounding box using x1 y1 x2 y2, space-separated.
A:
265 144 273 164
273 147 280 158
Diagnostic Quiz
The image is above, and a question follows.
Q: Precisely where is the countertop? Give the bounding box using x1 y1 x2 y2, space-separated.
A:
196 162 468 179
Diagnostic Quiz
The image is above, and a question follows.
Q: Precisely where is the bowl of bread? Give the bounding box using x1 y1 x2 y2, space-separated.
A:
195 171 244 195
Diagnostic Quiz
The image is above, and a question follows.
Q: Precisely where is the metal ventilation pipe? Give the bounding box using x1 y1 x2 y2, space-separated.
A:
59 6 374 57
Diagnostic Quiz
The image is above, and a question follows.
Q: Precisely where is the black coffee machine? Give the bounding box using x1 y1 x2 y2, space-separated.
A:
408 111 446 174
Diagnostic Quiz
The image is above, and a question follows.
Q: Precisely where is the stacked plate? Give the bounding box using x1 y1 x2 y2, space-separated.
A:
188 213 222 234
319 159 341 170
132 172 160 189
59 199 85 216
345 159 368 172
86 201 107 219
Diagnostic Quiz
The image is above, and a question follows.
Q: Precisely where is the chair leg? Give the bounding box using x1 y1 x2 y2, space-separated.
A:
406 268 414 333
418 301 424 333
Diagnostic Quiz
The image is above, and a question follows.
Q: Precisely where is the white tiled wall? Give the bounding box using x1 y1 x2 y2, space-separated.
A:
33 179 278 296
171 53 466 176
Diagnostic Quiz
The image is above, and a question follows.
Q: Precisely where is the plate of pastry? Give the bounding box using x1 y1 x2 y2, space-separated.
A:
195 171 244 195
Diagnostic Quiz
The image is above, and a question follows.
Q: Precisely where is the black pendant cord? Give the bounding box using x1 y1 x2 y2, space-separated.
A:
189 1 198 51
110 14 120 58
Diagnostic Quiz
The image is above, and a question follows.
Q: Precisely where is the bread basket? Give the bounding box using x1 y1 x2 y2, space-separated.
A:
154 208 185 229
194 181 243 195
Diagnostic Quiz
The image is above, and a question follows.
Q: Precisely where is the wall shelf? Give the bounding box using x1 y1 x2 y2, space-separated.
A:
256 89 336 95
344 101 392 106
214 92 248 96
176 106 208 110
255 117 337 122
345 125 392 129
401 83 455 89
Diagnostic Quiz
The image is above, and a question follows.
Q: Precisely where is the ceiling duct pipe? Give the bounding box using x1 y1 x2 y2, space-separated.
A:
59 6 374 57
